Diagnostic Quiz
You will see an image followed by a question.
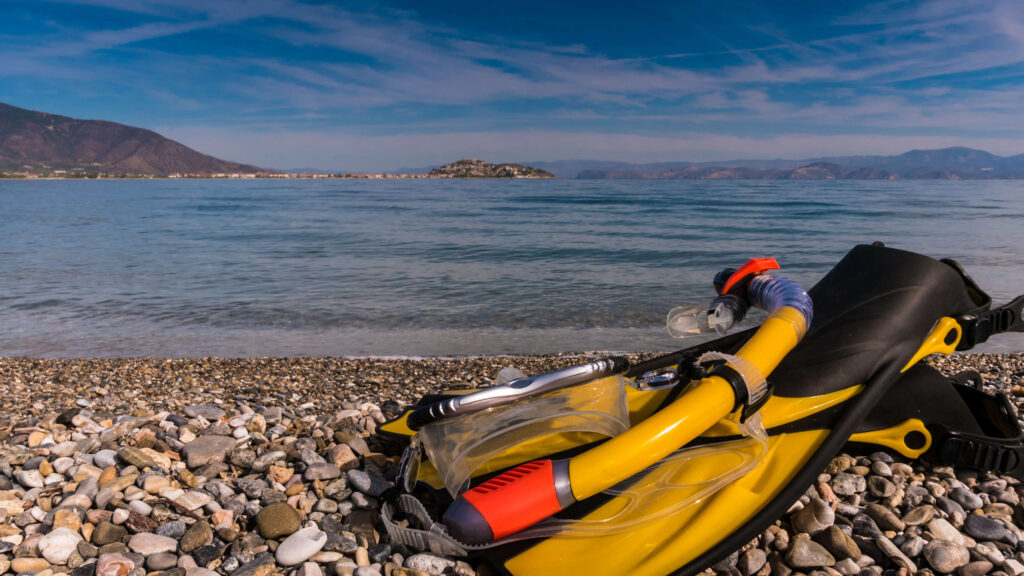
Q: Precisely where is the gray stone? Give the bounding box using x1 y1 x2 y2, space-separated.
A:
928 518 965 545
903 506 936 526
923 539 970 573
958 561 993 576
937 497 967 524
117 448 157 470
900 536 926 558
949 488 983 511
236 478 268 499
793 498 835 535
229 448 257 469
852 514 883 539
963 514 1011 543
906 485 932 508
15 469 44 488
94 450 119 469
864 503 905 532
185 405 226 420
870 461 892 477
346 470 392 498
304 463 341 481
834 558 861 576
155 521 187 540
786 534 836 568
181 436 237 469
180 521 213 553
739 548 767 576
816 525 860 561
230 552 275 576
146 552 179 571
867 476 896 498
250 451 286 473
831 473 866 497
298 448 325 466
39 527 84 565
875 535 917 574
404 553 456 575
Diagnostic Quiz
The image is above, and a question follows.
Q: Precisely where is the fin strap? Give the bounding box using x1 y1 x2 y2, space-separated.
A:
957 294 1024 350
928 378 1024 479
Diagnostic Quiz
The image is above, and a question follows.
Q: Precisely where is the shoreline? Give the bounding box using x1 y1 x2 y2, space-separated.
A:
1 352 1022 422
1 352 1022 576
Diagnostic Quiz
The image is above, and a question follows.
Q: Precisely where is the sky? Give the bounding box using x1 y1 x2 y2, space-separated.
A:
3 0 1024 171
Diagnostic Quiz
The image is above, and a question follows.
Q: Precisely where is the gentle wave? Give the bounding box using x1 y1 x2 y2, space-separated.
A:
0 178 1022 356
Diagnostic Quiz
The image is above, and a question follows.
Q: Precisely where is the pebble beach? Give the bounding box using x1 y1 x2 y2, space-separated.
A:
1 352 1023 576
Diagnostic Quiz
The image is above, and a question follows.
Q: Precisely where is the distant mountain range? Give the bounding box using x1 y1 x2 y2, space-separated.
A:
4 101 1023 180
0 102 260 176
528 147 1024 179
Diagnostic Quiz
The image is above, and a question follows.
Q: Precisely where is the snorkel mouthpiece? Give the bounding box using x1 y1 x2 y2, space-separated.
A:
443 459 574 545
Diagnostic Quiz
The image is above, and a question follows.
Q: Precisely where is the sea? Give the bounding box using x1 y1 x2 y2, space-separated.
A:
1 178 1022 358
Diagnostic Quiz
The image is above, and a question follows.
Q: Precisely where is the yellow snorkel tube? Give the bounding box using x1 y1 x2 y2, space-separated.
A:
442 258 814 545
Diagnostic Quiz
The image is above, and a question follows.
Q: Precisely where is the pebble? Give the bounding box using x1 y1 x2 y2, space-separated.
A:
96 553 135 576
865 502 905 532
276 524 327 566
93 522 129 546
147 552 179 571
831 473 866 497
185 405 226 420
39 527 84 564
181 521 213 553
739 548 767 576
156 521 187 540
902 506 936 526
922 539 969 573
346 470 393 498
817 525 861 560
793 498 835 535
787 534 836 568
1 353 1022 576
304 463 342 481
949 488 983 511
16 469 45 488
927 518 965 545
963 514 1011 542
876 535 917 574
182 436 237 469
256 502 302 539
12 557 52 572
128 533 178 555
958 561 993 576
404 554 455 575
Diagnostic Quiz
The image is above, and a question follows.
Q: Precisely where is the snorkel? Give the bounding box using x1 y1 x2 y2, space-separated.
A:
439 258 814 545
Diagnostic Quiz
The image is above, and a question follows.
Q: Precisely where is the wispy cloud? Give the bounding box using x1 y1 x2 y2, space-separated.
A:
4 0 1024 166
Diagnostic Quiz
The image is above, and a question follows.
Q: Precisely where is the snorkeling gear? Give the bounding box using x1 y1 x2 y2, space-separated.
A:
379 243 1024 576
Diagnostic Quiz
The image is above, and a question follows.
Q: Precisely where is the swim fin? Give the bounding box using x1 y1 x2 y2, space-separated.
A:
379 243 1024 576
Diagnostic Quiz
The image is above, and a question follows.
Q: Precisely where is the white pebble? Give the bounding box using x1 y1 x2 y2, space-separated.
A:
112 508 130 524
276 523 327 566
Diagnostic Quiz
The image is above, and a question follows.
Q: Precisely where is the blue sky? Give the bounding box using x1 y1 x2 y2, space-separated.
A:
3 0 1024 171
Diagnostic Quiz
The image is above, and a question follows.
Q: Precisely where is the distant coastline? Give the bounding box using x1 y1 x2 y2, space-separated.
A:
0 158 556 180
5 102 1024 180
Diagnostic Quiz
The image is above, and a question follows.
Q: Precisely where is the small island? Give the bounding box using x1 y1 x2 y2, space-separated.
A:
427 158 555 178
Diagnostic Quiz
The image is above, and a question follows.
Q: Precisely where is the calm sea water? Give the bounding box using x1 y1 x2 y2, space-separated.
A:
0 178 1022 357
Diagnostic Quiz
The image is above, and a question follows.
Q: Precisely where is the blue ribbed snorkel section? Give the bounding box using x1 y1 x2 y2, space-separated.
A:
747 275 814 335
